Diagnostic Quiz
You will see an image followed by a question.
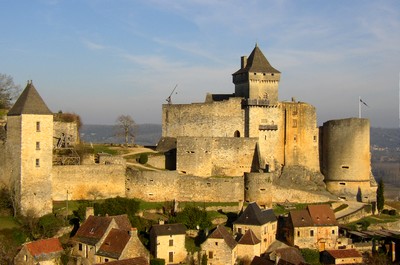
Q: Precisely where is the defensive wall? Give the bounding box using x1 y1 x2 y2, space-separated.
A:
162 97 244 138
126 170 244 203
176 136 258 177
53 120 79 147
51 164 126 201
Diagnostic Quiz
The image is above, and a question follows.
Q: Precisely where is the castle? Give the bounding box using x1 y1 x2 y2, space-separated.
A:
0 45 377 217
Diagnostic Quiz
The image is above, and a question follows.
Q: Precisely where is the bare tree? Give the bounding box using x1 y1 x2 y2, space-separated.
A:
0 74 21 109
116 115 136 145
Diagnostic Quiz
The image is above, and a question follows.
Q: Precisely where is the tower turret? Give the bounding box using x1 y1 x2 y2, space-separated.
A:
7 81 53 216
232 44 281 104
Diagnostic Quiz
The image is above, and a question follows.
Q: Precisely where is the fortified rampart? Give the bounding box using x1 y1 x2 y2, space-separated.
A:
126 170 244 203
53 120 79 147
51 164 126 201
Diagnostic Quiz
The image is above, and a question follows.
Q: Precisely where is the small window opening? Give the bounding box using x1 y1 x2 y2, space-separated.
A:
36 141 40 150
342 166 349 169
35 159 40 167
234 130 240 137
310 230 314 237
339 182 346 186
36 121 40 132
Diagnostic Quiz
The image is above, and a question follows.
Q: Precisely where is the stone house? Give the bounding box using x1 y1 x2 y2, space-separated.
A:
286 204 338 250
320 249 363 264
94 257 149 265
71 214 133 264
201 225 238 265
237 229 261 262
149 223 187 264
95 228 149 264
14 237 64 265
233 202 277 253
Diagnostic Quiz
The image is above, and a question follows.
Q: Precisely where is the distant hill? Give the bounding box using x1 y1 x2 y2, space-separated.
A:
80 124 162 146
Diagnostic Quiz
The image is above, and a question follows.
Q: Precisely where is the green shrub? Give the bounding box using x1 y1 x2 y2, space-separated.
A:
300 248 321 265
389 209 397 216
150 258 165 265
170 205 211 230
139 153 148 164
382 209 389 215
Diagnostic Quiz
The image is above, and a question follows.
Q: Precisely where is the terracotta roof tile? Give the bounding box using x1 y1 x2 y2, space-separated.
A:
250 256 275 265
307 204 338 226
325 248 362 259
97 228 130 259
208 225 237 249
289 209 313 227
238 229 261 245
8 82 52 116
25 238 63 258
274 247 305 265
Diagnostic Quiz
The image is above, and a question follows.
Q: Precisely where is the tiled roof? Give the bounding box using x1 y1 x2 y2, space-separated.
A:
8 82 52 116
233 44 280 75
289 209 313 227
74 215 131 245
97 228 130 259
307 204 338 226
274 247 305 265
208 225 237 250
94 257 149 265
25 238 63 258
234 202 276 226
325 248 362 259
250 256 275 265
151 223 186 236
238 229 261 245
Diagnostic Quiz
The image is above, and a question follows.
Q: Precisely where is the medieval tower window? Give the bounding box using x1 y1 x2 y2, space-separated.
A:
234 130 240 137
36 141 40 150
36 121 40 132
310 230 314 237
35 159 40 167
292 119 297 128
169 239 173 246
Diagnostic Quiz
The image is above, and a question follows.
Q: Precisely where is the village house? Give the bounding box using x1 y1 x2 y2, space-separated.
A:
94 257 149 265
14 237 64 265
149 222 187 264
286 204 338 251
201 225 238 265
71 214 133 264
320 248 363 264
237 229 261 261
233 202 277 253
95 227 150 264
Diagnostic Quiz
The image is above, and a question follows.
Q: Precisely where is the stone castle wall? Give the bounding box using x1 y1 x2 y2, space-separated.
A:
53 120 80 147
52 164 126 201
162 98 244 138
176 137 258 177
126 170 244 202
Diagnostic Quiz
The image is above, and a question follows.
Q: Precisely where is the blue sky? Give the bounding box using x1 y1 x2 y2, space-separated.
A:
1 0 399 128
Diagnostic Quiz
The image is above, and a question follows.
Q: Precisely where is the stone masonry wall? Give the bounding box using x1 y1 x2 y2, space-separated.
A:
53 120 79 147
52 164 125 200
177 137 258 177
126 170 244 203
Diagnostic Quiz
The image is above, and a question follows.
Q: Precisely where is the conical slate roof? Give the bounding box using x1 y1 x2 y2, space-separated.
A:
233 44 280 75
8 81 52 116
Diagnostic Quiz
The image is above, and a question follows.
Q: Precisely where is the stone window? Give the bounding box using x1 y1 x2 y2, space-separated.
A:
79 243 82 251
24 255 28 261
208 251 214 259
313 135 317 142
36 121 40 132
169 252 173 263
169 239 173 246
35 159 40 167
36 141 40 150
342 166 349 169
297 231 300 237
310 230 314 237
215 242 218 246
339 182 346 186
332 229 335 235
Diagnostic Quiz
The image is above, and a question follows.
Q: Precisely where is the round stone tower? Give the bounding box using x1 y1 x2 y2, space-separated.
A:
321 118 376 201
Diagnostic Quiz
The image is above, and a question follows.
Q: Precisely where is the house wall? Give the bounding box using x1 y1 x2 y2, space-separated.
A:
233 222 277 253
293 226 338 250
52 165 126 200
201 238 237 265
237 242 260 262
120 231 150 261
153 234 186 264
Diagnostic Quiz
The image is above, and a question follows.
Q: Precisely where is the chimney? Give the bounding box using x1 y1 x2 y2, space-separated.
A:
159 219 165 225
241 56 247 69
129 227 138 237
85 207 94 220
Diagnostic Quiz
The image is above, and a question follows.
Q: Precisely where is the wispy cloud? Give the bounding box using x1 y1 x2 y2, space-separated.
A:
82 39 106 50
